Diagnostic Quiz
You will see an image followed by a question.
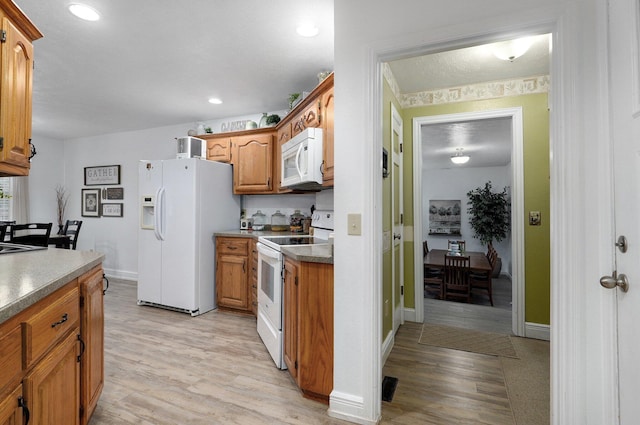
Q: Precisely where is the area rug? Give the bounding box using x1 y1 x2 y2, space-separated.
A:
418 323 519 358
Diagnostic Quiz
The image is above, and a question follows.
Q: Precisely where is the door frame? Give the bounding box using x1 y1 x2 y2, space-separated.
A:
411 108 525 336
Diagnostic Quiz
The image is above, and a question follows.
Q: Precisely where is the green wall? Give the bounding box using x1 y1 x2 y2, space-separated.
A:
401 93 550 325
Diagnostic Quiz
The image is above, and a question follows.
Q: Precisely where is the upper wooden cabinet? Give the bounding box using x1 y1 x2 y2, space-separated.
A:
206 138 232 163
232 132 275 194
0 0 42 177
321 86 334 186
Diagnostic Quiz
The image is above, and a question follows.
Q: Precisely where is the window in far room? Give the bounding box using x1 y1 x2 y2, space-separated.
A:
0 177 13 221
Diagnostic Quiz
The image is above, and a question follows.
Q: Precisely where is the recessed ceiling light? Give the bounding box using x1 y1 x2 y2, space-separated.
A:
208 98 222 105
68 3 100 21
296 23 319 37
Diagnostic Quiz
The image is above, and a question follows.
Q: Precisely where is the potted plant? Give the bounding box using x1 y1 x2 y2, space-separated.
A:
466 181 510 277
55 184 69 235
266 114 281 126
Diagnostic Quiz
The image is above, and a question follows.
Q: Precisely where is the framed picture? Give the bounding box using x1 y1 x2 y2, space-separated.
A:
102 203 123 217
428 200 462 235
84 165 120 186
105 187 124 200
81 189 101 217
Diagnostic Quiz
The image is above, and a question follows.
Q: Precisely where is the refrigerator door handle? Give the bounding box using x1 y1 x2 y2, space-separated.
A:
154 187 166 241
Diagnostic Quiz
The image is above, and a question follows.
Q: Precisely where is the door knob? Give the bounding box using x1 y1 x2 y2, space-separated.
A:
600 272 629 292
393 234 401 240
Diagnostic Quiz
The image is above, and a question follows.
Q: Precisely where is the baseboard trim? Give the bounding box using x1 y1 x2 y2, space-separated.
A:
525 321 550 341
403 307 416 322
382 331 394 365
103 268 137 281
328 391 379 424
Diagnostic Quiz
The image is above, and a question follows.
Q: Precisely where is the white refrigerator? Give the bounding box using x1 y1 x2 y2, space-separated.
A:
137 158 240 316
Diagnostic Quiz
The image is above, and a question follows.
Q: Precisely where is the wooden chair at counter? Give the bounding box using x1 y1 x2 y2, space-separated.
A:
62 219 83 250
443 254 471 303
10 223 52 247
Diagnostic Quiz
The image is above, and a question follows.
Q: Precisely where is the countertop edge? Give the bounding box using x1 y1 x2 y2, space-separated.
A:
0 252 105 325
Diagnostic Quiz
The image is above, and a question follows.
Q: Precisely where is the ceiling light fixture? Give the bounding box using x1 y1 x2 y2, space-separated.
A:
68 3 100 21
208 98 222 105
296 22 319 37
492 37 533 61
450 148 470 165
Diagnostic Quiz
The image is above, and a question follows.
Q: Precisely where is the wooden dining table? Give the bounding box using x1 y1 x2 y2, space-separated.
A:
424 249 492 273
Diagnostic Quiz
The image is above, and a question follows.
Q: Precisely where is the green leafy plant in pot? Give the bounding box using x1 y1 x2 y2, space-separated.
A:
466 181 510 277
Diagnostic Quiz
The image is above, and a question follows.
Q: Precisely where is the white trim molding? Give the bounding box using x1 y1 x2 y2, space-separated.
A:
382 331 394 365
525 322 551 341
412 108 526 336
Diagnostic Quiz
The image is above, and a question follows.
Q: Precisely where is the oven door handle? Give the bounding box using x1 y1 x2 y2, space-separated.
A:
257 242 281 260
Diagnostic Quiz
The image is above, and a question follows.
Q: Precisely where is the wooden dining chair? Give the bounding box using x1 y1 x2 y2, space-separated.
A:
10 223 52 247
470 252 496 306
443 254 471 303
424 267 445 299
423 240 441 279
448 239 466 252
62 220 83 250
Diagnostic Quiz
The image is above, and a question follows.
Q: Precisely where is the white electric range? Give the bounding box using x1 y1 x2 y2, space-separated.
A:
256 210 333 369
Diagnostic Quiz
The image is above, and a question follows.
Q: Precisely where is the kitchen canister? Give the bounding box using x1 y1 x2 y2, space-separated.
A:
251 210 267 230
271 210 288 231
289 210 304 233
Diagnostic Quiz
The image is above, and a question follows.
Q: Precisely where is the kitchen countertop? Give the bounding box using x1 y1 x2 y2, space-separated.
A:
0 248 105 325
214 230 334 264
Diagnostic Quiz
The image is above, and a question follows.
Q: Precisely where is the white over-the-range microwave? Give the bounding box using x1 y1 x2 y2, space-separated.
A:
281 127 324 190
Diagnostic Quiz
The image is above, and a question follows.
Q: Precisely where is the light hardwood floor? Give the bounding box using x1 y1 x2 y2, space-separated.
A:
91 279 519 424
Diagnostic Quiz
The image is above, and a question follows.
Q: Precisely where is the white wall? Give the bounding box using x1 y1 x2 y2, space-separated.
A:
28 136 66 226
423 166 511 275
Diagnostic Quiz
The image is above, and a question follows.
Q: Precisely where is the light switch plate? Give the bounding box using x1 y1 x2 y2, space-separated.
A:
347 213 362 235
529 211 541 226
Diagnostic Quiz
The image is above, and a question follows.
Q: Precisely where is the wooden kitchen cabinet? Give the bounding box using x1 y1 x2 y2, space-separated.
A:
79 266 104 425
321 85 334 186
0 385 25 425
232 132 275 194
205 137 232 163
0 264 104 425
216 237 252 313
23 329 81 425
0 0 42 177
283 257 333 403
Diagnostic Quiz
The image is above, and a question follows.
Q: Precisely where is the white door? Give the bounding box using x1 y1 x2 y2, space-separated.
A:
607 1 640 422
391 103 404 332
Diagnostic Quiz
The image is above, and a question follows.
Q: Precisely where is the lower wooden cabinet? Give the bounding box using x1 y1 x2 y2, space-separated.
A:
23 329 81 425
0 385 26 425
283 257 334 403
0 264 104 425
80 267 104 424
216 237 251 313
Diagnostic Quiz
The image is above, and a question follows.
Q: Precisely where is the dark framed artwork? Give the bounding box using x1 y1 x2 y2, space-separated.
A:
104 187 124 200
428 200 462 235
84 165 120 185
81 189 101 217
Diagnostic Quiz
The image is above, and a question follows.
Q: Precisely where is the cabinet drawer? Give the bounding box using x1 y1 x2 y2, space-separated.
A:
23 285 80 368
0 325 22 392
217 238 249 256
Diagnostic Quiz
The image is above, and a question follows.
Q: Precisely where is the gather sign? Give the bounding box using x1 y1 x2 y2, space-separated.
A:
84 165 120 185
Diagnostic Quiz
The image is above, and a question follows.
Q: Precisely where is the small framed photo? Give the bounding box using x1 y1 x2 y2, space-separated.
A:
81 189 101 217
84 165 120 186
102 203 123 217
105 187 124 200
